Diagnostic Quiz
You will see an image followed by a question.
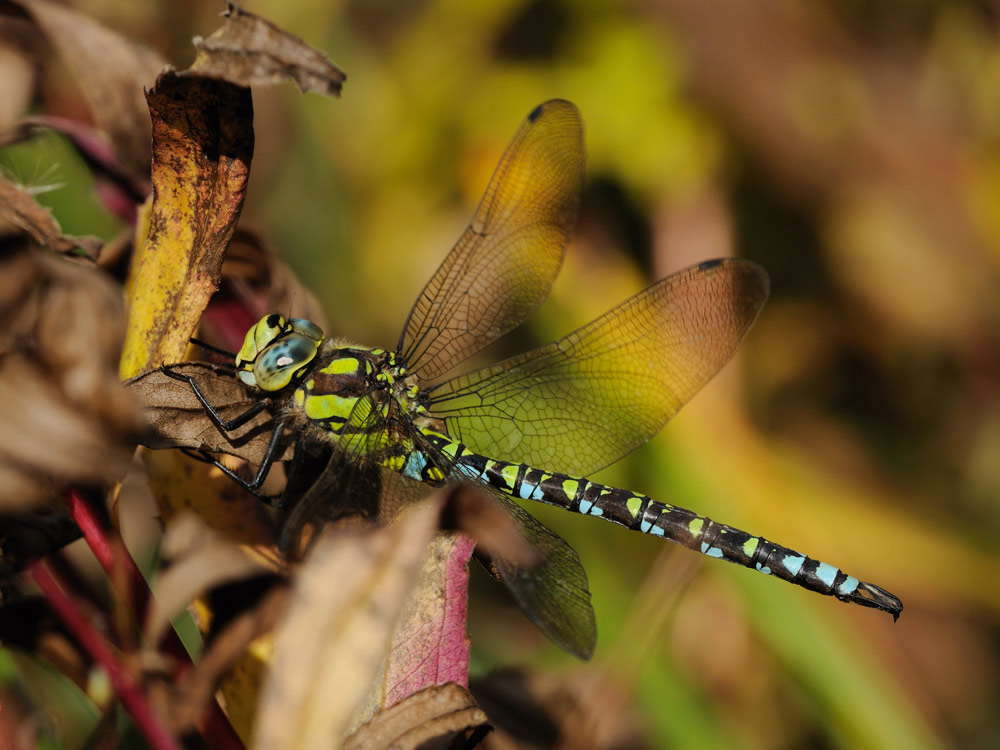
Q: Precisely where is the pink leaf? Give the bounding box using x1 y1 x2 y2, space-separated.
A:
383 531 477 708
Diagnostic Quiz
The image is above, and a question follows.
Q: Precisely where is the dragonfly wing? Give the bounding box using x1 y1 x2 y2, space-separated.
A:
398 100 584 381
409 426 596 659
485 491 597 660
427 258 769 477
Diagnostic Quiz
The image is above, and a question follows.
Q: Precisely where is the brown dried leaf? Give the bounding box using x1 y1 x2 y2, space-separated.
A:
448 485 536 569
344 683 490 750
8 0 166 177
0 25 36 134
0 176 103 258
144 513 272 647
120 72 253 377
0 510 79 579
166 584 287 734
253 501 441 750
190 2 345 96
471 667 647 750
0 247 140 510
126 363 291 464
198 227 328 355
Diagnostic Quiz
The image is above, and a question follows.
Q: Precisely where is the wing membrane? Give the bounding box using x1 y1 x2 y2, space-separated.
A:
398 100 585 381
487 492 597 660
427 259 769 477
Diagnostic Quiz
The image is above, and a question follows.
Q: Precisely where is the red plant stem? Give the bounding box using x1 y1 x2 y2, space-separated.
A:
67 489 148 615
29 559 181 750
65 489 245 749
66 489 113 568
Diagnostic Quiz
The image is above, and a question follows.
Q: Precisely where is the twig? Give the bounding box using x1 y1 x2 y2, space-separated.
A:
65 489 245 749
29 559 180 750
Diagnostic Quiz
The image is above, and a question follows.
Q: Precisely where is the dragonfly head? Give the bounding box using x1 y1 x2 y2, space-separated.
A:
236 314 325 391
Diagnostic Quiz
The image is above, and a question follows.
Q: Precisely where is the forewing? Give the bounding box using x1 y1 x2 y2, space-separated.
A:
427 259 769 477
398 100 584 381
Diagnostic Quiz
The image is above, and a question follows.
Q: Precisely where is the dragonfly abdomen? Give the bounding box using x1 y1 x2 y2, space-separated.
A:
572 481 899 616
417 429 901 619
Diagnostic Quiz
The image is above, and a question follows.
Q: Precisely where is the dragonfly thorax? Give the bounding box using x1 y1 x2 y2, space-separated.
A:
291 343 425 447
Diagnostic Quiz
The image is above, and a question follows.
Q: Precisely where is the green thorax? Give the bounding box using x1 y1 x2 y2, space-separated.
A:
235 314 429 460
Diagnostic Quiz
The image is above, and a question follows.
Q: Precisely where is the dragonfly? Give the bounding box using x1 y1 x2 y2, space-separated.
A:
160 99 902 659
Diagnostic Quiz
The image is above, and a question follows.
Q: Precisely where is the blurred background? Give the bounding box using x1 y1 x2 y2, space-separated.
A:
7 0 1000 746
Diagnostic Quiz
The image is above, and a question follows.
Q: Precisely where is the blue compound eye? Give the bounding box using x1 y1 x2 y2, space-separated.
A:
235 314 325 389
250 332 321 391
287 318 324 342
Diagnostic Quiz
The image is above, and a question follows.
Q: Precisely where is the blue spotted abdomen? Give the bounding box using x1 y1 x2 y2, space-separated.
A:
409 429 901 616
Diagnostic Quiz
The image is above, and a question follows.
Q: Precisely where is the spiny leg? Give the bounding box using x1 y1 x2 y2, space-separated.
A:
162 365 287 496
161 365 271 430
188 337 237 362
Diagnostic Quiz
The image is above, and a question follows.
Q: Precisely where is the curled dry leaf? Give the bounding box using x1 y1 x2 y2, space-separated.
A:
190 2 345 95
471 666 647 750
121 71 274 550
343 683 490 750
447 485 537 570
144 512 273 648
166 583 287 734
120 71 253 377
253 500 442 750
12 115 152 223
7 0 166 178
0 174 103 258
126 362 292 465
201 226 328 353
0 246 141 510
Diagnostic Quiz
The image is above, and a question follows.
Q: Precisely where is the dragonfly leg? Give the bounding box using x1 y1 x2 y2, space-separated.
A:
162 364 289 496
161 365 271 431
188 337 237 362
178 447 287 508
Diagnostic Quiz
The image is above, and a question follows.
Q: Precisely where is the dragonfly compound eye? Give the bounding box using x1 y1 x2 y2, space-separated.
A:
245 333 322 391
287 318 325 343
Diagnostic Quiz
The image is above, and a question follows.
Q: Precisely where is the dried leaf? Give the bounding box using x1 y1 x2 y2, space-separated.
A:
190 2 345 95
145 513 272 647
471 667 648 750
126 363 291 464
120 71 253 378
0 247 140 510
0 28 36 135
13 115 152 222
199 227 328 353
8 0 166 177
167 584 287 734
344 683 490 750
0 175 103 257
0 510 79 580
142 450 277 546
253 501 440 750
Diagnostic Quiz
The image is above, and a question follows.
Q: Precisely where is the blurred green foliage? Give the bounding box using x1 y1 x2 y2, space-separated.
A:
16 0 1000 746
